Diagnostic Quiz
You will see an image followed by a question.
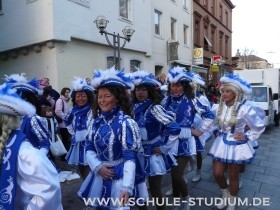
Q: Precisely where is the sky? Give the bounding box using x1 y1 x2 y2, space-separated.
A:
231 0 280 67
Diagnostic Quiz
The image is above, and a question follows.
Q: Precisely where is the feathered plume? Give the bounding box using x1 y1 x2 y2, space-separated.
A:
4 73 43 95
167 66 194 84
129 70 161 87
91 66 134 90
71 76 95 92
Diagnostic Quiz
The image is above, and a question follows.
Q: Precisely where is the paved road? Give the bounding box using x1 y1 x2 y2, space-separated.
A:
58 125 280 210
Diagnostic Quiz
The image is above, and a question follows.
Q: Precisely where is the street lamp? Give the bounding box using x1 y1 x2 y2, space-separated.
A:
94 15 135 70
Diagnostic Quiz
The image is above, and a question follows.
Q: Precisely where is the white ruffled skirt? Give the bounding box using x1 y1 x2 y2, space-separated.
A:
66 140 88 165
208 135 256 164
78 171 149 209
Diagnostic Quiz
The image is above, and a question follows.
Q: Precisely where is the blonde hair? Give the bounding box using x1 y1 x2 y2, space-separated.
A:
217 84 242 127
0 114 20 164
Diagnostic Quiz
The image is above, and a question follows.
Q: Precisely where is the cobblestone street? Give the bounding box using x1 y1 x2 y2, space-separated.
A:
59 125 280 210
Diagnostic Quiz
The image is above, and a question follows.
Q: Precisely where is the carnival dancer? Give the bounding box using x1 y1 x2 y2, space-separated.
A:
78 67 146 210
208 74 266 210
64 77 95 180
226 96 265 189
5 73 50 155
161 66 214 210
190 74 212 182
0 83 63 210
129 70 181 210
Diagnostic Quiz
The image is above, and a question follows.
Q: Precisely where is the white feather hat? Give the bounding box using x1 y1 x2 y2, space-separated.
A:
71 76 95 92
70 77 95 97
4 73 43 95
220 73 252 94
128 70 161 87
91 67 134 90
167 66 196 84
0 83 36 117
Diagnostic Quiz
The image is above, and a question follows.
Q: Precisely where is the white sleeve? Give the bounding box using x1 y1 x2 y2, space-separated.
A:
16 141 63 210
121 160 136 195
86 150 103 174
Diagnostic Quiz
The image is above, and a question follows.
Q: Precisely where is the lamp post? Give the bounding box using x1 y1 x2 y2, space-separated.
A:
94 15 135 70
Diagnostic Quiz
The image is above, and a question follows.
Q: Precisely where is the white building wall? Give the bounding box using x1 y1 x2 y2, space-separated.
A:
152 0 193 71
0 44 58 86
0 0 54 51
0 0 193 89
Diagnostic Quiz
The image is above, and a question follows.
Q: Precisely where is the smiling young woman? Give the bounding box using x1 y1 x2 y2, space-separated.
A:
208 74 266 210
64 77 95 180
78 67 147 210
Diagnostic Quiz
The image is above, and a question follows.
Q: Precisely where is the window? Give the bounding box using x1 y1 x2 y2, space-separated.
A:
225 35 229 58
107 57 115 68
225 11 228 27
210 0 215 14
107 56 120 68
251 87 268 102
130 60 141 72
211 25 216 52
219 31 224 55
194 20 200 45
119 0 131 20
194 12 202 46
204 36 212 50
183 0 187 9
0 0 2 13
154 10 162 35
171 18 177 40
155 66 164 79
219 4 223 21
203 0 208 8
183 25 189 45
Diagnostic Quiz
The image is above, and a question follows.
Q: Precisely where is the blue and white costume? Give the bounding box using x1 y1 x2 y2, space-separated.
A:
5 73 50 155
78 107 142 209
0 84 63 210
161 68 214 157
20 115 50 154
78 68 146 209
133 101 181 175
208 74 266 164
129 71 181 176
65 77 94 165
208 102 265 164
192 75 213 152
162 94 214 156
241 98 265 149
14 133 62 210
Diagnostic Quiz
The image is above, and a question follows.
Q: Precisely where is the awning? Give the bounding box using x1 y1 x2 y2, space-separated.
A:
204 36 212 47
171 60 192 69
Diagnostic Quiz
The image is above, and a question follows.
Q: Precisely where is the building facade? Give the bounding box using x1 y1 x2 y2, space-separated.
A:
193 0 235 85
234 50 272 69
0 0 193 90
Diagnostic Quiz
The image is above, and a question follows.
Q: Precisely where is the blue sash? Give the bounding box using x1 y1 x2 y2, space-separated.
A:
222 133 248 145
0 130 25 210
